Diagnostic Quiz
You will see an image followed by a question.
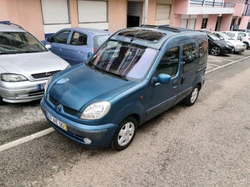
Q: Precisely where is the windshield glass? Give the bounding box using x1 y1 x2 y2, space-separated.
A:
87 40 158 81
216 32 233 40
0 32 47 54
207 32 221 41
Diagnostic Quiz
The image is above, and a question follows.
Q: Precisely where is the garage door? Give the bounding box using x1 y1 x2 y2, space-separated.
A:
155 4 171 25
41 0 69 24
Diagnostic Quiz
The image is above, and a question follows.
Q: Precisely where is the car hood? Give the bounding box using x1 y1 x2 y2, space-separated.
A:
213 40 232 47
49 66 137 111
0 51 68 75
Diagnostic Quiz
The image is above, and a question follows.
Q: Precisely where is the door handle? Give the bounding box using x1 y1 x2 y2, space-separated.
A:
172 79 178 86
181 76 185 84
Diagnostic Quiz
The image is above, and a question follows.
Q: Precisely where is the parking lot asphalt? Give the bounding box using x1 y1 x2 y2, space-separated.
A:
0 50 250 147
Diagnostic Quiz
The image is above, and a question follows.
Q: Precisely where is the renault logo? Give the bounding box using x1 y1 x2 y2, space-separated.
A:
57 104 61 111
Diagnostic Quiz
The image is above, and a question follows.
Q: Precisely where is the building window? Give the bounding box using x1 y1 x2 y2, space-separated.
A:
41 0 70 24
189 18 196 30
156 4 171 24
201 18 208 29
181 19 188 28
78 0 108 23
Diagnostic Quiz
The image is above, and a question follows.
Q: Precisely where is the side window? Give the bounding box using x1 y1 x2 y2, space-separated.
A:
227 32 235 38
239 33 246 37
198 40 208 65
183 43 197 72
70 32 87 46
51 31 70 44
156 47 179 77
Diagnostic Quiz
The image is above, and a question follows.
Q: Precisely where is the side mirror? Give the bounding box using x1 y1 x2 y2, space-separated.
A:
47 36 52 42
153 74 171 85
45 44 51 50
88 52 93 58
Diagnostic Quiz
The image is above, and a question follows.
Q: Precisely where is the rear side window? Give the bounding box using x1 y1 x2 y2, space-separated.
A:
198 40 208 65
226 32 235 38
70 32 87 46
156 47 179 77
183 43 196 73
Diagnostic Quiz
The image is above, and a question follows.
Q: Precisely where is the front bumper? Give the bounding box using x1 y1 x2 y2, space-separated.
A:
234 46 246 53
40 98 118 148
0 80 47 103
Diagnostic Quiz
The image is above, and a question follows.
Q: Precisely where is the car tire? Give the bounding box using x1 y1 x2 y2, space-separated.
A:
111 116 137 151
243 42 249 49
184 85 200 106
210 46 221 56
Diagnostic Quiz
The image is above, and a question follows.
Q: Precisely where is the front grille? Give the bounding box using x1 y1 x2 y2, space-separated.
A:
28 90 44 96
64 106 78 115
31 70 60 79
49 95 78 116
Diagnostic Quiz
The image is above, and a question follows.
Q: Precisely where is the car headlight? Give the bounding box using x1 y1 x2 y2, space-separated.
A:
225 44 230 48
1 73 27 82
44 76 53 94
80 101 111 120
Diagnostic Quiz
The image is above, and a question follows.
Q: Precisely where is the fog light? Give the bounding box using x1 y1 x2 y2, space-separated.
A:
83 138 92 144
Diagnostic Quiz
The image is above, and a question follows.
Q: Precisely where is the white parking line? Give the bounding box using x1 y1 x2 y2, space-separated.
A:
207 63 220 67
0 55 250 153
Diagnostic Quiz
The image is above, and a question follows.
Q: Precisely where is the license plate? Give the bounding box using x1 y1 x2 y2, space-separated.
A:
37 83 46 90
47 112 67 131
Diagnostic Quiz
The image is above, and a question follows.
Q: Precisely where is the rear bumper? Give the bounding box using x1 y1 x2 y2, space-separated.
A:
0 80 47 103
40 98 118 148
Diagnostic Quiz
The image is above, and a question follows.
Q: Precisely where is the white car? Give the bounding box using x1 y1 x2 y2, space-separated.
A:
0 23 70 104
223 31 250 49
213 31 246 53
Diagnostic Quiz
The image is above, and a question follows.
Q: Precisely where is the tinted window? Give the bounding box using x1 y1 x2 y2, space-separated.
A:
183 43 196 72
226 32 235 37
51 31 70 44
156 47 179 77
118 30 166 42
198 40 208 65
70 32 87 46
87 40 158 81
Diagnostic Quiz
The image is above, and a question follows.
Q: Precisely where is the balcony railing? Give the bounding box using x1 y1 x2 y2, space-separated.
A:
190 0 235 7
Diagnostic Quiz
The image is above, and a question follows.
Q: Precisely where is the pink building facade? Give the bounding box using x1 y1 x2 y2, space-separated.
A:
0 0 249 40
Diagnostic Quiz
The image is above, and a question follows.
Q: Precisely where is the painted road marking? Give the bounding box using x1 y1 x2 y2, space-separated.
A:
0 55 250 152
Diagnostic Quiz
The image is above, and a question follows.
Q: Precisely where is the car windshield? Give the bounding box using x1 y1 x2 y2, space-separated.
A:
207 32 221 41
216 32 233 40
87 40 158 81
0 32 47 54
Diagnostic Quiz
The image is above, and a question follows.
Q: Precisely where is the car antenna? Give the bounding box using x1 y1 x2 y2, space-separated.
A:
130 24 147 42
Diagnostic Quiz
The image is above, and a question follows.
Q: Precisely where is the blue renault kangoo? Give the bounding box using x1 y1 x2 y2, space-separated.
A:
41 25 208 151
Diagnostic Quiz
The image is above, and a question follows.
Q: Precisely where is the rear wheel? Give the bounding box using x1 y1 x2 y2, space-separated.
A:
211 46 221 56
243 42 249 49
184 85 200 106
111 116 137 151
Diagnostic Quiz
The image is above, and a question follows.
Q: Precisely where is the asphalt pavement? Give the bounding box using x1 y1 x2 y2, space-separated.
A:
1 51 250 187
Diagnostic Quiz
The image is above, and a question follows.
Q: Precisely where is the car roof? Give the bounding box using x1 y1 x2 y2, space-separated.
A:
65 27 110 36
110 25 205 50
0 23 25 32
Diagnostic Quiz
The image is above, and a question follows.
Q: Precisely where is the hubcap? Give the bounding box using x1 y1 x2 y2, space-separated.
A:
117 122 135 146
190 88 199 103
211 47 220 56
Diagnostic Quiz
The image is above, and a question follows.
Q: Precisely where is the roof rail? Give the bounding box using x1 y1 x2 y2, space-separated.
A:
0 21 24 29
140 24 181 33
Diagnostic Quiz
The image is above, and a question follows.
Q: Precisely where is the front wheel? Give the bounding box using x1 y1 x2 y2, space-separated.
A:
111 117 137 151
210 46 221 56
184 85 200 106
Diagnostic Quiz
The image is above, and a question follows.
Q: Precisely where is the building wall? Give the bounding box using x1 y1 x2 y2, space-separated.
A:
147 0 157 24
207 15 218 31
108 0 127 32
195 15 203 30
240 16 249 29
0 0 44 40
220 14 232 31
69 0 78 27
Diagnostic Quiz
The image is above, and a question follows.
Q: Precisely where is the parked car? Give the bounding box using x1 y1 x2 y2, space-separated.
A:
223 31 250 49
212 31 246 53
42 28 111 66
202 31 234 56
41 25 208 151
237 29 250 33
0 23 70 105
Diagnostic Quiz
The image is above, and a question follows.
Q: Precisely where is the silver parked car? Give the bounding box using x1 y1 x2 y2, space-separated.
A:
0 23 69 104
